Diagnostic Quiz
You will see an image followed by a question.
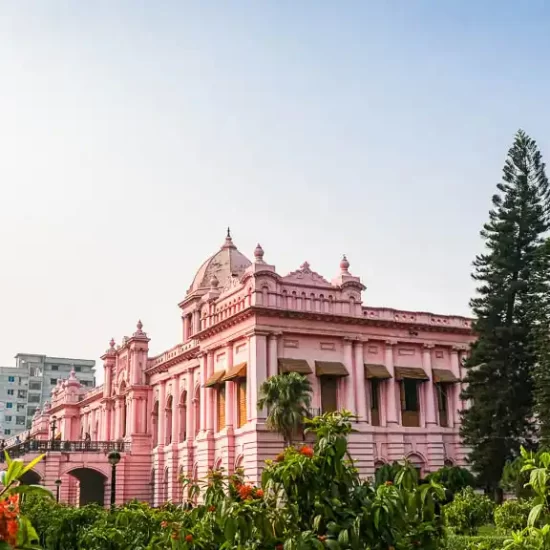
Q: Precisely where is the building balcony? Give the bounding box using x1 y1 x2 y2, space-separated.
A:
3 440 130 459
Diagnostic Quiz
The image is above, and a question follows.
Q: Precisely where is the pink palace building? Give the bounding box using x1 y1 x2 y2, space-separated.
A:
7 231 474 507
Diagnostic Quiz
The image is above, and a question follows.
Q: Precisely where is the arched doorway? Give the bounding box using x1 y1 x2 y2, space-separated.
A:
66 468 107 506
19 469 41 485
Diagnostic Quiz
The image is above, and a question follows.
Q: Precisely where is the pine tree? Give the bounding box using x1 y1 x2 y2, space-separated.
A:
461 129 550 497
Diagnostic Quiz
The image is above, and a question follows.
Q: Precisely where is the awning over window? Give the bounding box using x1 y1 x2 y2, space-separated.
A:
394 367 429 381
222 362 247 381
315 361 349 377
278 358 312 375
204 370 226 387
432 369 458 383
364 364 392 380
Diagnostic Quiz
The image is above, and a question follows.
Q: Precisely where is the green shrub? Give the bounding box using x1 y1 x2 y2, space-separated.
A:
426 466 477 495
445 535 507 550
494 499 532 534
443 487 495 535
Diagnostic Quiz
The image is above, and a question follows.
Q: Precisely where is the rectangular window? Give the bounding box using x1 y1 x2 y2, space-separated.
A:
217 387 226 432
50 379 57 385
51 366 58 371
237 380 247 428
437 385 449 427
4 416 12 422
4 429 10 435
28 408 37 417
75 366 82 372
370 379 381 426
17 404 25 412
17 390 27 399
29 382 41 391
28 394 40 403
320 377 338 413
16 416 25 425
400 379 420 427
6 403 12 409
7 390 14 396
8 376 14 383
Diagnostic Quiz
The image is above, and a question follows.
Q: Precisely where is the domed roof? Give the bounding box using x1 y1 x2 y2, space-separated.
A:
188 230 252 294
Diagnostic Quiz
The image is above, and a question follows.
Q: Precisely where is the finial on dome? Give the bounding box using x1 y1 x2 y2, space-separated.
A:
69 367 77 381
210 273 219 289
137 319 143 331
222 227 236 249
340 254 350 273
254 243 265 263
109 337 116 349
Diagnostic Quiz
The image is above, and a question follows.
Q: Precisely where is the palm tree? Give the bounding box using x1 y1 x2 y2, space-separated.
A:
257 372 313 447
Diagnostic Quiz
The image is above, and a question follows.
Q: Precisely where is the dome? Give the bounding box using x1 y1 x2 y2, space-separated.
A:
188 230 251 294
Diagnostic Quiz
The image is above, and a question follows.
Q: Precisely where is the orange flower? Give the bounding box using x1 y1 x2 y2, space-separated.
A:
318 535 327 542
255 488 264 498
385 481 393 486
185 534 193 542
171 531 179 540
238 484 253 500
160 520 169 528
275 452 285 462
208 505 216 512
299 445 314 458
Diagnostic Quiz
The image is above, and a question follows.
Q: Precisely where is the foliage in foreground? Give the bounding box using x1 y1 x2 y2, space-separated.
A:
0 452 52 549
443 487 494 536
24 411 448 550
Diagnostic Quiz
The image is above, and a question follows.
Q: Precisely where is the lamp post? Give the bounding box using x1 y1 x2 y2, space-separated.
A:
50 416 57 442
108 451 121 511
54 479 62 503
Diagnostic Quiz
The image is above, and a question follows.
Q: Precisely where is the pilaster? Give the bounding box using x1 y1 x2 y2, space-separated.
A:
343 338 355 413
423 344 437 426
384 340 398 425
354 339 368 421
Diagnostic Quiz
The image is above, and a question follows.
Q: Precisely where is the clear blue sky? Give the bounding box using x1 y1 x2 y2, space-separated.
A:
1 1 550 375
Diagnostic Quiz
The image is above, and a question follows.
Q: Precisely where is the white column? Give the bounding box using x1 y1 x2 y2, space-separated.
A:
343 338 355 413
248 332 268 420
354 341 368 421
384 341 398 424
172 377 180 445
158 382 166 446
423 344 437 426
225 343 234 428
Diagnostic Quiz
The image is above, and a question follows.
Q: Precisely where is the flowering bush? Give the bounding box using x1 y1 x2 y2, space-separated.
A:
0 452 52 549
23 412 449 549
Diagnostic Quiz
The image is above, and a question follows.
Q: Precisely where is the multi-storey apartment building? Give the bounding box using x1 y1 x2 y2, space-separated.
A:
0 354 95 437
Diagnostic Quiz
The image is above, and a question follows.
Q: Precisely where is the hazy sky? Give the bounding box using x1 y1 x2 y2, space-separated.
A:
2 2 550 380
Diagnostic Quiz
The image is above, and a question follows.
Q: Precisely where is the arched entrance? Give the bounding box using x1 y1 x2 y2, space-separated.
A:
67 468 107 506
19 469 41 485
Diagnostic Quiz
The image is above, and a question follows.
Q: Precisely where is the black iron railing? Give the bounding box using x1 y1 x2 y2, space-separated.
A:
2 440 129 459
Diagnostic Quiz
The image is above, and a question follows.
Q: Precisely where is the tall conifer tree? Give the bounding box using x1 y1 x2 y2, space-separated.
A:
461 130 550 495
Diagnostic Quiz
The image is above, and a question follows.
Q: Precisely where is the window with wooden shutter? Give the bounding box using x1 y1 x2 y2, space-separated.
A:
217 387 226 431
436 384 449 427
320 376 338 413
370 379 380 426
237 380 247 428
400 379 420 427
